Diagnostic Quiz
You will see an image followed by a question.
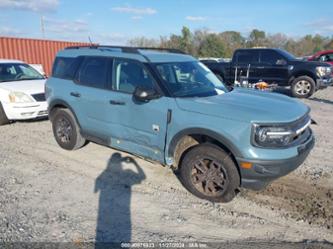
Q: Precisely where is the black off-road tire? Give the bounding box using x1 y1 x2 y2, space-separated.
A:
179 144 240 203
291 76 315 98
51 108 87 150
0 102 10 126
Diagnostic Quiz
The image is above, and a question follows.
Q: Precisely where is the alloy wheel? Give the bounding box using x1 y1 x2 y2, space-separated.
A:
191 158 229 197
295 80 311 95
56 117 72 143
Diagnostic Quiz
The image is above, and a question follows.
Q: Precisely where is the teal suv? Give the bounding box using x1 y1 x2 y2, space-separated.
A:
46 46 315 202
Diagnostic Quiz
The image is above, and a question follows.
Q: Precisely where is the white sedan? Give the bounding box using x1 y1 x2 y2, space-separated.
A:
0 59 48 125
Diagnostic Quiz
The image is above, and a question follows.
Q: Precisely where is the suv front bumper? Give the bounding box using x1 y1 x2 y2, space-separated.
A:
316 77 333 89
237 134 315 190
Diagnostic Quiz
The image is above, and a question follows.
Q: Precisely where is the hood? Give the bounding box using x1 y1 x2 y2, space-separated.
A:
0 79 46 95
176 88 309 123
292 59 331 68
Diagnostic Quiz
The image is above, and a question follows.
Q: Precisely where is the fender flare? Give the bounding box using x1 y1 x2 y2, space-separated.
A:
289 71 317 86
48 99 81 128
167 128 242 160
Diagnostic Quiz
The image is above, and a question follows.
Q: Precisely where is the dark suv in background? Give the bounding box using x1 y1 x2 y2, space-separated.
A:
203 48 333 98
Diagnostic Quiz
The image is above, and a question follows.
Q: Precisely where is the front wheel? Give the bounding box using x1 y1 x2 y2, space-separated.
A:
291 76 315 98
178 144 240 203
51 108 87 150
0 102 9 126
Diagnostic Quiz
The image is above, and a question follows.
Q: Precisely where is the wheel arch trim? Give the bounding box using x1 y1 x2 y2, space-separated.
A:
167 128 243 161
289 71 317 85
48 99 81 128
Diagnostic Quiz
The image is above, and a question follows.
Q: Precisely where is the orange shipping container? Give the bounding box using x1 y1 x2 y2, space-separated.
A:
0 36 92 76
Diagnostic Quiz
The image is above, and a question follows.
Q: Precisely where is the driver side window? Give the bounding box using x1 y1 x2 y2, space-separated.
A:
260 51 285 65
0 65 17 81
112 59 155 94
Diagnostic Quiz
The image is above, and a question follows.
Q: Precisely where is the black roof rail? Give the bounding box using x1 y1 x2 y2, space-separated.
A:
133 47 186 54
65 45 99 49
65 45 186 55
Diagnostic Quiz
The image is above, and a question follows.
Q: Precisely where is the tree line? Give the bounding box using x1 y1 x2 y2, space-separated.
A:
128 26 333 58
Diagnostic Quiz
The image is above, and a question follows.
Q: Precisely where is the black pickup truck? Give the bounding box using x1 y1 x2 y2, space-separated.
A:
202 48 333 98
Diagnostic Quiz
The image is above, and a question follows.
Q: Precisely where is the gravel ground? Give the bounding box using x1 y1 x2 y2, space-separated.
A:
0 87 333 248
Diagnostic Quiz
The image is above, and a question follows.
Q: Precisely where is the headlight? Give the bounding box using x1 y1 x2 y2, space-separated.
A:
8 92 34 103
316 66 331 77
253 125 294 148
253 116 312 148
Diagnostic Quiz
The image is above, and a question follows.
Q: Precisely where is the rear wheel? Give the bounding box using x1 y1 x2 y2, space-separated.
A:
179 144 240 202
0 102 9 126
291 76 315 98
51 108 87 150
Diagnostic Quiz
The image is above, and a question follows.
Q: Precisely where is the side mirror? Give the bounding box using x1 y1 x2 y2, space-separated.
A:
133 87 160 102
276 59 287 65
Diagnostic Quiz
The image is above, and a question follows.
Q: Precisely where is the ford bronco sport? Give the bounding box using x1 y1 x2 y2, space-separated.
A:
46 46 315 202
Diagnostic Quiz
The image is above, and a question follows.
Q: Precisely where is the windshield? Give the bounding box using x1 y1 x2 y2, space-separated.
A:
278 49 296 61
0 63 45 83
154 61 228 97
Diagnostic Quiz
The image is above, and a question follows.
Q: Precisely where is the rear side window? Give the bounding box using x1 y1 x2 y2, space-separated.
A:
235 51 259 64
76 57 109 89
112 58 155 94
52 57 81 79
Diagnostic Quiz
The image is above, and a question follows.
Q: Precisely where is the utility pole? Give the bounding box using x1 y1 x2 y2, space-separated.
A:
40 16 45 38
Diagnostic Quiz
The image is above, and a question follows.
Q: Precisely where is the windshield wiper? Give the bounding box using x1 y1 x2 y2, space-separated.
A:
15 78 44 81
0 78 43 82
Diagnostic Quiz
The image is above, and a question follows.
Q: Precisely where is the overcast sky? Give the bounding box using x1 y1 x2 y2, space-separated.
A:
0 0 332 44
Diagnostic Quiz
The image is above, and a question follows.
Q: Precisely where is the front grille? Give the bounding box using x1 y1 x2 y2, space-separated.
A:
32 93 46 102
37 110 48 116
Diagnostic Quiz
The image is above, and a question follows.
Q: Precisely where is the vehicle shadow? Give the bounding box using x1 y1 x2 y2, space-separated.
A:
272 88 333 105
94 152 146 248
308 97 333 105
272 87 292 97
12 116 49 124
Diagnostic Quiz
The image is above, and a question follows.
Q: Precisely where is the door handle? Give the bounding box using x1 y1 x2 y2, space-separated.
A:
109 100 126 105
70 92 81 98
257 66 265 69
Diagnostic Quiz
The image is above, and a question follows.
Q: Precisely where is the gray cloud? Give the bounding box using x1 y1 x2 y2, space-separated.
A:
0 26 24 36
306 19 333 34
0 0 59 12
131 16 143 20
44 18 89 34
111 6 157 15
186 16 206 22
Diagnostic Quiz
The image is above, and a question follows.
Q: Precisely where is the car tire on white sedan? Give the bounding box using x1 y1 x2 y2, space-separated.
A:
0 102 9 126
